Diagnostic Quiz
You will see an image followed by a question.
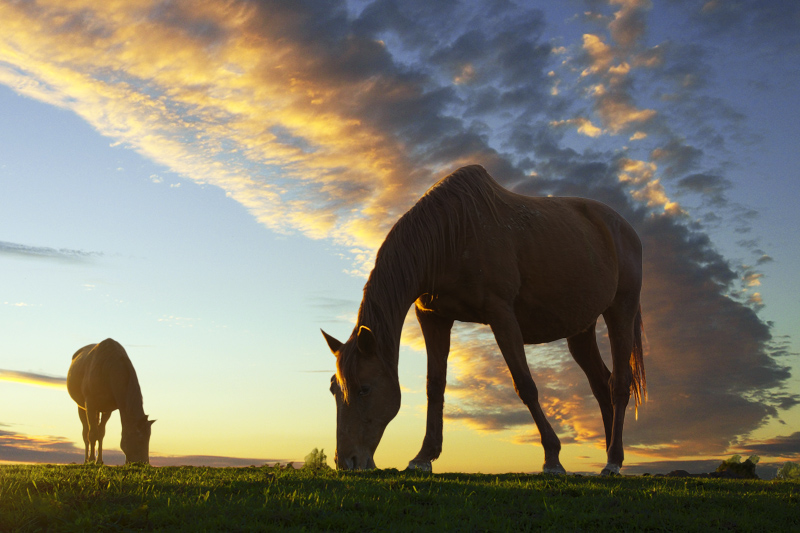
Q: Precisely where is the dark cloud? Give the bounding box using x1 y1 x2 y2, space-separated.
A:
689 0 800 53
0 241 101 262
650 138 703 179
676 173 731 206
737 432 800 459
148 1 229 45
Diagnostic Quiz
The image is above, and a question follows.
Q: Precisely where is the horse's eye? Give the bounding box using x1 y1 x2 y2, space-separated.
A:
358 385 371 396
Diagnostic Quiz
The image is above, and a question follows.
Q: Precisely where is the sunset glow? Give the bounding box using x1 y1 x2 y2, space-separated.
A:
1 0 798 474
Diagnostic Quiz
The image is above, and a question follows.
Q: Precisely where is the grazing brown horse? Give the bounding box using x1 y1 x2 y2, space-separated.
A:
67 338 154 464
322 165 645 475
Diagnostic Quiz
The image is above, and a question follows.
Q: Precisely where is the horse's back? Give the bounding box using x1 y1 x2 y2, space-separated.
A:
422 166 641 341
67 344 96 406
67 338 131 412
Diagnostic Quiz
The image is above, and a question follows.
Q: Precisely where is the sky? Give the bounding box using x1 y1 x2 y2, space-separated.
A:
1 0 799 475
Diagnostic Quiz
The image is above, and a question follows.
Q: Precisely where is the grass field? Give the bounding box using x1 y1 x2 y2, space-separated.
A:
1 464 798 531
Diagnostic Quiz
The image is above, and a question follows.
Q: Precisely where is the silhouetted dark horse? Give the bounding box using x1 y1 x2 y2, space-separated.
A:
323 165 645 475
67 338 154 464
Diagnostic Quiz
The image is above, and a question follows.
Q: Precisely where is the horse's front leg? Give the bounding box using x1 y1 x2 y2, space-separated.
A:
488 299 565 475
96 412 111 465
407 307 453 473
85 406 101 464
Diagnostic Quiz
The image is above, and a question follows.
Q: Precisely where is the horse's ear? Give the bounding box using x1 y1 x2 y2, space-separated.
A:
321 329 343 354
357 326 376 357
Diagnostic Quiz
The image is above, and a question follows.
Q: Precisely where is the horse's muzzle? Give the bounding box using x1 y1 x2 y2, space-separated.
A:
336 450 376 470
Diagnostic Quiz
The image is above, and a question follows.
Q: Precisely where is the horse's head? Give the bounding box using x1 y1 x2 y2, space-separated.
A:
121 415 155 464
322 326 401 470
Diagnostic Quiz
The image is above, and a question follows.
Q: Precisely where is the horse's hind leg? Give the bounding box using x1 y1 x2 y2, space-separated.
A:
78 407 90 464
489 303 565 474
408 307 454 472
567 321 613 450
602 298 639 475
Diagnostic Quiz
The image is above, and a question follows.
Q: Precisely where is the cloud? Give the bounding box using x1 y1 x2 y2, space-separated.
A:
675 173 732 206
0 370 66 389
736 431 800 460
0 430 82 464
692 0 800 53
650 138 703 179
0 429 290 466
608 0 652 51
0 0 794 465
157 315 197 328
550 117 603 138
0 241 101 262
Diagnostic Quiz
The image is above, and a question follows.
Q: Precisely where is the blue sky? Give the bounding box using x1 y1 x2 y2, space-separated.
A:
1 0 798 473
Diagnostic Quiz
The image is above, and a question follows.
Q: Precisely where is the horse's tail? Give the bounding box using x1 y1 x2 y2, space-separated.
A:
630 306 647 419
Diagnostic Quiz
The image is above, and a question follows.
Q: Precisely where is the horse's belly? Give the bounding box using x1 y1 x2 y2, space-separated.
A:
513 293 607 344
418 293 492 324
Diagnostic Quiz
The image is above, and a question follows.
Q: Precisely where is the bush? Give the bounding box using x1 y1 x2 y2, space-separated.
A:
303 448 331 471
716 454 759 479
775 462 800 480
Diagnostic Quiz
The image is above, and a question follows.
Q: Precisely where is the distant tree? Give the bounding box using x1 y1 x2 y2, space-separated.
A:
303 448 331 471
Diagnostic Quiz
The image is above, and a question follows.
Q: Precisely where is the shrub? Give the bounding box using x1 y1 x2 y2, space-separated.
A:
303 448 331 471
775 462 800 480
716 454 759 479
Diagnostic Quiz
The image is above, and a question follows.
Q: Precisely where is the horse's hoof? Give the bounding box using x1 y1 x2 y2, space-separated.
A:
405 461 432 473
601 463 620 476
542 464 567 475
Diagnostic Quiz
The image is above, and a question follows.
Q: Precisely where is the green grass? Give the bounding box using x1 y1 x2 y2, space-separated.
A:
1 464 798 532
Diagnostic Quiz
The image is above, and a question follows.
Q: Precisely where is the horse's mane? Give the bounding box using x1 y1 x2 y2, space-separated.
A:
337 165 507 401
97 338 145 421
123 361 145 421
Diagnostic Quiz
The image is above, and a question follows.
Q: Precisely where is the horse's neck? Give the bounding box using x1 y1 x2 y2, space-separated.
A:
117 368 145 424
358 260 425 369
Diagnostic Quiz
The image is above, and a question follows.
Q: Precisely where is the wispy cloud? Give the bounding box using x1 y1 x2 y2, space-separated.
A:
0 369 66 389
0 241 101 262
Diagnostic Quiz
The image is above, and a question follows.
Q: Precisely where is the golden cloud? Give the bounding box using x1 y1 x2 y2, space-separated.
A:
0 0 436 255
0 370 66 389
550 117 603 138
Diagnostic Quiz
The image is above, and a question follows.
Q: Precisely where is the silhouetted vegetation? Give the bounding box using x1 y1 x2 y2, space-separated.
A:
777 462 800 480
716 454 760 479
302 447 331 471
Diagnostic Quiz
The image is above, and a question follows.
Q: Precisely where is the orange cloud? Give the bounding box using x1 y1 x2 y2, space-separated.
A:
550 117 603 138
0 0 430 254
591 84 657 133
